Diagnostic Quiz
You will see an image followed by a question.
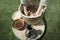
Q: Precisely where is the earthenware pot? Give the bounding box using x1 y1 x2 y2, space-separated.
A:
19 5 45 25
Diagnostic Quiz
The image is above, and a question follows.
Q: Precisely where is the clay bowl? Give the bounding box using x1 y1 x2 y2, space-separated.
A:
12 19 25 30
19 5 45 25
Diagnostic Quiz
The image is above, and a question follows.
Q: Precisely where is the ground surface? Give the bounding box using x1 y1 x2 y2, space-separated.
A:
0 0 60 40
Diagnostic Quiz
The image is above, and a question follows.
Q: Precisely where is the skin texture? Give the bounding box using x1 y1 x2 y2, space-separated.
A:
23 6 28 16
35 6 43 16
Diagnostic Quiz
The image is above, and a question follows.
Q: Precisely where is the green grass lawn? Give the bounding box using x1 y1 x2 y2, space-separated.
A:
0 0 60 40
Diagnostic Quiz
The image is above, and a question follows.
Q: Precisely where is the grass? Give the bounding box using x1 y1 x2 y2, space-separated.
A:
0 0 60 40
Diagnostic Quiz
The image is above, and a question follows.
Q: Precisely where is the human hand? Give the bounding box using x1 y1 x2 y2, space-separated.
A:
23 6 28 16
35 6 43 16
